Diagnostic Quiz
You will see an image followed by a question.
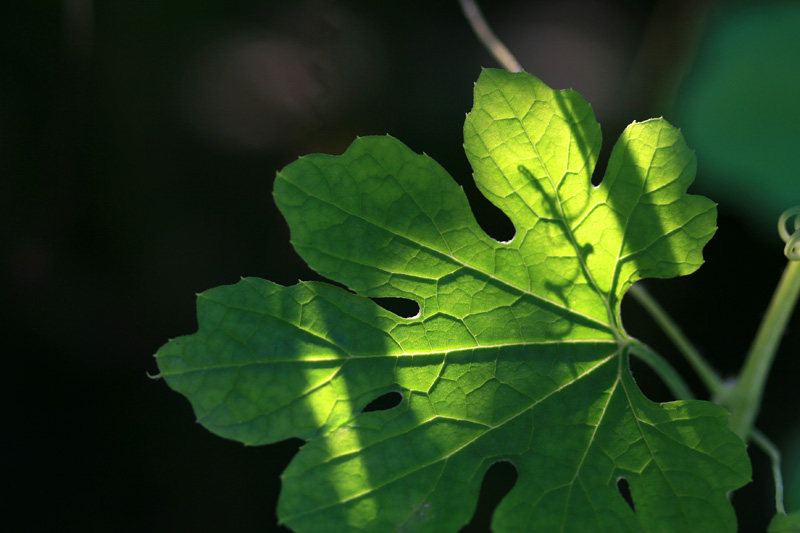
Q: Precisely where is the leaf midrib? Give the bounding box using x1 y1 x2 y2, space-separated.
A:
159 338 619 377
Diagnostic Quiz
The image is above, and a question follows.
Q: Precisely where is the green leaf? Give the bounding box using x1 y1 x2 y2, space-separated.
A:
155 69 750 532
769 512 800 533
674 3 800 233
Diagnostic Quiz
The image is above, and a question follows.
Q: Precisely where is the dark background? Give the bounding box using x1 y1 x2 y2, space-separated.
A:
4 0 799 531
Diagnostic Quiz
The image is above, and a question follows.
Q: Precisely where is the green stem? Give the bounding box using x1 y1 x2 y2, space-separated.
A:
629 284 723 396
751 429 786 515
728 259 800 441
629 342 695 400
459 0 522 72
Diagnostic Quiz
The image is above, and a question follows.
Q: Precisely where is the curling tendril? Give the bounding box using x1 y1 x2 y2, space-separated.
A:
778 207 800 261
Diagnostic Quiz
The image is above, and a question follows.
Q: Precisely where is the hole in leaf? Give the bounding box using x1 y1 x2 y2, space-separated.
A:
462 460 518 532
371 297 420 319
361 391 403 413
617 477 635 511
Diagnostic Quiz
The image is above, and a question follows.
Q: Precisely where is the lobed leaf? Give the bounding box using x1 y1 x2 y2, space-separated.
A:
156 69 750 532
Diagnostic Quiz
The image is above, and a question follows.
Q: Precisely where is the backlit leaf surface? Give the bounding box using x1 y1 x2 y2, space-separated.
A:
155 69 750 532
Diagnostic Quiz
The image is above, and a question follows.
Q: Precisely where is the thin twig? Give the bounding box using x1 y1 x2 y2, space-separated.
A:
459 0 522 72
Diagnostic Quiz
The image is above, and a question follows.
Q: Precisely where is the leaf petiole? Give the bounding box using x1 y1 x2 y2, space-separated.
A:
628 284 723 396
629 341 695 400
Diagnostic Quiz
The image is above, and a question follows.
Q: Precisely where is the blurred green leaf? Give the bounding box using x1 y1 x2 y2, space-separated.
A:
675 3 800 231
769 511 800 533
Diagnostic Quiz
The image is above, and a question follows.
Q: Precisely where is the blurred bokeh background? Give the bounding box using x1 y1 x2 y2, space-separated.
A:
3 0 799 530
